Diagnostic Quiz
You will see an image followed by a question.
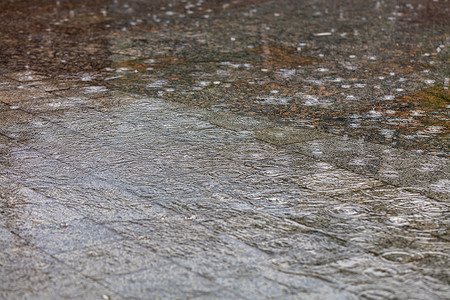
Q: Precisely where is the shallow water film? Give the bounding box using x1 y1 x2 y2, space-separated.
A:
0 0 449 299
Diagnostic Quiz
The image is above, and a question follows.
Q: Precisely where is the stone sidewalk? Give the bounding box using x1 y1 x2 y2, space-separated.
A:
0 0 449 299
0 72 449 299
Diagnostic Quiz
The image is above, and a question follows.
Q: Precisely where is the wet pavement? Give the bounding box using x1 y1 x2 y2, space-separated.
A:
0 0 449 299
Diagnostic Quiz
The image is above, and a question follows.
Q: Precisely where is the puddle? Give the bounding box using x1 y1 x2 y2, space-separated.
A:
1 0 449 298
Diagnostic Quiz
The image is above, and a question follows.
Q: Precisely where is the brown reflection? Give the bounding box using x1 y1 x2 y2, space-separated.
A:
250 44 321 69
0 0 112 75
397 0 450 26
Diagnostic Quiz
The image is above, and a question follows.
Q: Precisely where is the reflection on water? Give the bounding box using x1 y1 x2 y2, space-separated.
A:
1 90 449 298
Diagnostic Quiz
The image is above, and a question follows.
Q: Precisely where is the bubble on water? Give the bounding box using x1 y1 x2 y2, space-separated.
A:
381 170 399 178
429 179 450 194
277 69 296 79
216 69 230 76
82 86 108 93
411 110 425 116
315 162 333 170
415 163 438 173
344 64 357 71
381 251 419 263
381 129 394 139
300 94 332 106
349 158 367 166
257 95 291 105
48 102 62 108
313 32 332 37
425 126 443 133
147 79 168 88
116 67 129 73
81 75 93 81
220 61 243 68
368 110 382 117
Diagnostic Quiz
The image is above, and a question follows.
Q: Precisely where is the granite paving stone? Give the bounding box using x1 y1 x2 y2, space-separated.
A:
101 263 220 300
54 240 170 281
289 137 450 200
0 0 449 299
14 217 122 255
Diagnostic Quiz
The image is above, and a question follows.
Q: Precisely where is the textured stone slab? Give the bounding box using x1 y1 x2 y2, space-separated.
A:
0 244 121 300
203 110 332 145
15 218 123 255
203 110 274 131
101 264 217 300
0 88 52 104
0 184 84 232
253 125 332 145
52 86 110 100
291 169 385 196
289 137 450 200
0 225 26 249
38 176 168 223
3 71 50 82
54 240 169 280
